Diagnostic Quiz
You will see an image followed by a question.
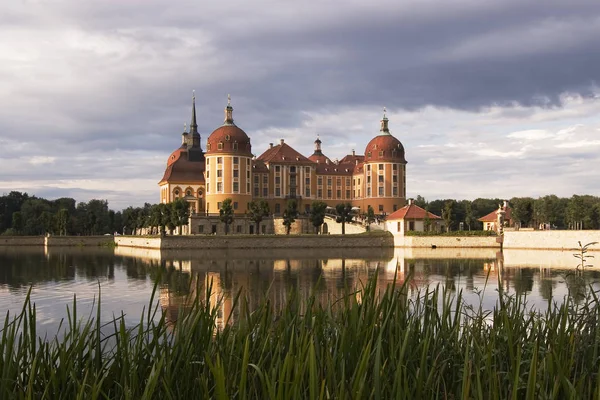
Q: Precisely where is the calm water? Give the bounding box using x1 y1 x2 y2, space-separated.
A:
1 246 599 335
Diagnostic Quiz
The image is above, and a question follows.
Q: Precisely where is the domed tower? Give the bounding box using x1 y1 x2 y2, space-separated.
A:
204 95 253 215
361 108 407 214
308 135 331 164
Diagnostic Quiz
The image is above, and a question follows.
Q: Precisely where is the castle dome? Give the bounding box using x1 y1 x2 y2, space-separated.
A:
363 108 407 163
206 95 252 157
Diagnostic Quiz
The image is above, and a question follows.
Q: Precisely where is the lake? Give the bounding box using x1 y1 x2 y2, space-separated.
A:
1 246 599 336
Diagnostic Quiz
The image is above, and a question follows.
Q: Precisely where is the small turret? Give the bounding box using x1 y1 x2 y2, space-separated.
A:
380 107 390 135
224 94 234 125
181 123 189 146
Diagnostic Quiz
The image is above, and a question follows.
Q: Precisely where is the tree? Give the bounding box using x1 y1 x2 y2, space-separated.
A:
335 202 353 235
442 200 454 232
463 201 474 231
219 198 234 235
365 205 376 231
171 198 190 235
309 201 327 233
423 208 431 232
282 199 298 235
56 209 69 236
510 197 534 228
11 212 23 235
247 200 270 235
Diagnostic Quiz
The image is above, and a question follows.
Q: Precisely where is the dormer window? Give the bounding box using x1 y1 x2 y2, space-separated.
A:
368 152 372 157
218 142 223 150
207 143 211 151
379 151 384 157
233 142 238 150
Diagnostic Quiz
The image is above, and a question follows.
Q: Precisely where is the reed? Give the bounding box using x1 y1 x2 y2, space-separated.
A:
1 273 600 399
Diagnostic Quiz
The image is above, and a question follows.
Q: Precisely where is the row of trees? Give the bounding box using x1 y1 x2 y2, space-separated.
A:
414 194 600 231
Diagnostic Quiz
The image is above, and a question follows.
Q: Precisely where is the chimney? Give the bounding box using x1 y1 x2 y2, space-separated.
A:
280 139 284 145
408 198 413 206
269 143 273 149
503 200 508 208
352 149 355 156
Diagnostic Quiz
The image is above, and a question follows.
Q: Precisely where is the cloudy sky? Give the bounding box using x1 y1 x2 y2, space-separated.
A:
1 0 600 209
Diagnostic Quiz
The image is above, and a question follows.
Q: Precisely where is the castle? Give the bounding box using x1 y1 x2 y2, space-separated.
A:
159 95 407 224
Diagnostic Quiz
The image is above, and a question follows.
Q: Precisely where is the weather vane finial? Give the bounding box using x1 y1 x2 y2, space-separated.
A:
227 94 231 106
184 122 187 132
383 106 387 117
192 90 195 101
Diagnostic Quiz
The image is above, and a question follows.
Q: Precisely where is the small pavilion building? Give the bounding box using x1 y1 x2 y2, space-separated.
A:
385 199 442 234
478 201 512 231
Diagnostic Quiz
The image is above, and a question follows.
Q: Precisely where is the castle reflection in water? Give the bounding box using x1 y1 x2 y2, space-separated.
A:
113 247 532 329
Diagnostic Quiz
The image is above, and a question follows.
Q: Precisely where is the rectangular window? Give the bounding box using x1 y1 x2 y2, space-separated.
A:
275 166 280 173
217 170 222 178
263 175 268 184
290 188 296 197
379 151 383 157
305 167 310 174
393 175 398 183
275 177 281 184
367 165 371 172
217 143 223 150
397 222 401 232
379 186 384 196
379 164 383 171
393 164 398 171
233 157 239 165
379 175 384 183
327 178 332 186
346 178 350 186
317 177 323 185
346 190 351 199
393 187 398 196
233 170 239 178
206 171 210 178
367 176 371 183
233 182 239 192
217 182 223 192
337 178 341 186
247 182 250 193
263 187 268 197
247 171 250 179
290 166 296 173
327 189 332 199
276 188 281 196
367 187 371 196
199 225 204 233
305 177 310 185
206 183 210 193
305 188 310 197
217 202 222 209
254 187 259 196
275 203 281 213
254 175 259 183
317 189 323 198
336 189 341 198
290 176 296 185
379 204 384 212
358 178 361 185
409 221 415 231
233 202 238 210
217 157 222 164
261 225 266 234
236 225 242 233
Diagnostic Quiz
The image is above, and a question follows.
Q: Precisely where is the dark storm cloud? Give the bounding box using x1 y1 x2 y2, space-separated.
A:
1 0 600 206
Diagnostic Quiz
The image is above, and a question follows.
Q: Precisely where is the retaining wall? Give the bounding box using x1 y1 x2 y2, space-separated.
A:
45 236 114 247
0 236 45 246
393 235 499 248
503 230 600 251
115 234 394 250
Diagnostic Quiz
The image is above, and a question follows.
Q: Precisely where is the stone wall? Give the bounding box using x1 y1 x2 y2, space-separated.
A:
0 236 45 246
393 235 499 248
115 233 394 250
0 236 112 246
45 236 114 247
503 230 600 251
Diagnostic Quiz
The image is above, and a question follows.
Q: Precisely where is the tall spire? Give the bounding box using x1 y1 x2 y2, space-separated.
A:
224 94 234 125
189 90 198 134
380 106 390 135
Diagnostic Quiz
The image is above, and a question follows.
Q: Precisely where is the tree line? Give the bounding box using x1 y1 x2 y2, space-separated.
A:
414 194 600 231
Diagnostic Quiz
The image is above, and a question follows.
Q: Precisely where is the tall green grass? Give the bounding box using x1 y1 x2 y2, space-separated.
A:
2 274 600 399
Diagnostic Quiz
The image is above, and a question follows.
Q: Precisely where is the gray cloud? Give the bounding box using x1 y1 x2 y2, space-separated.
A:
1 0 600 208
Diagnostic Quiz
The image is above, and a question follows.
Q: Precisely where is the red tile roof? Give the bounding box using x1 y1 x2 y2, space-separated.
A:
364 135 407 163
252 159 269 173
387 204 441 221
315 162 355 175
257 142 314 165
206 125 252 157
478 206 512 222
159 148 205 184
